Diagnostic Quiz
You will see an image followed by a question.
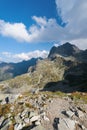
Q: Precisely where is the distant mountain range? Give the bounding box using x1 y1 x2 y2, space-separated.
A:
0 42 87 93
0 58 42 81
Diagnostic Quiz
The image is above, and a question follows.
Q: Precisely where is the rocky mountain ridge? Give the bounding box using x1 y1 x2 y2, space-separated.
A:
0 42 87 130
0 42 87 93
48 42 87 63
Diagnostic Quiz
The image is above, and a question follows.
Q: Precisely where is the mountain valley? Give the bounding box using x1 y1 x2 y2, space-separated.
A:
0 42 87 130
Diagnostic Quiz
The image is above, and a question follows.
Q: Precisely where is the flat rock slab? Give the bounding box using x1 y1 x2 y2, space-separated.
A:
58 118 76 130
31 125 45 130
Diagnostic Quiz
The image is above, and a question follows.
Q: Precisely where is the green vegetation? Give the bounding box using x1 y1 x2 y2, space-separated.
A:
53 91 67 97
8 74 31 88
68 92 87 103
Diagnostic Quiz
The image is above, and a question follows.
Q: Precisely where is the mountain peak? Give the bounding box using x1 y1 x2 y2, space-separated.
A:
48 42 81 58
62 42 72 46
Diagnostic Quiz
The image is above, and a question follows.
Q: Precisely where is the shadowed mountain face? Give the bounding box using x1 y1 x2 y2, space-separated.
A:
75 49 87 62
43 43 87 92
48 42 81 58
0 43 87 93
0 58 42 81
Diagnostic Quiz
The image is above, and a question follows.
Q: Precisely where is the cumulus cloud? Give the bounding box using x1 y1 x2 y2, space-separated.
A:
14 50 48 61
0 17 65 43
0 0 87 49
0 17 58 42
69 39 87 50
0 20 29 42
55 0 87 49
56 0 87 36
32 16 47 27
1 50 49 62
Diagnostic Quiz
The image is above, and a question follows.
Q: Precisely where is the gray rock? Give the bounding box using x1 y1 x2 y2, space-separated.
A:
7 113 12 118
77 110 84 118
0 118 10 129
40 112 46 117
43 116 50 122
0 124 9 130
31 125 45 130
10 106 15 112
15 114 22 124
29 111 38 118
30 115 40 122
58 118 76 130
0 118 10 130
31 88 39 94
24 118 30 124
21 109 30 119
14 123 25 130
0 116 5 126
82 125 87 130
35 120 41 126
65 110 75 118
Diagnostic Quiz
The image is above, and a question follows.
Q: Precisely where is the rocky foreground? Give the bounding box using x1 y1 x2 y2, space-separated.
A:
0 92 87 130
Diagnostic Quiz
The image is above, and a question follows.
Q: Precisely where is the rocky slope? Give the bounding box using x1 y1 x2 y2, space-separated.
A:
0 43 87 93
0 92 87 130
0 58 42 81
0 57 67 93
0 42 87 130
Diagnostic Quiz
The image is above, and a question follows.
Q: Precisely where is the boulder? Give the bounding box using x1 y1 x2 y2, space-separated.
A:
24 118 30 124
43 115 50 122
65 110 75 118
0 118 10 130
14 123 25 130
15 114 22 124
58 118 76 130
30 115 40 122
29 111 38 118
77 110 84 118
35 120 41 126
21 109 30 119
0 116 5 126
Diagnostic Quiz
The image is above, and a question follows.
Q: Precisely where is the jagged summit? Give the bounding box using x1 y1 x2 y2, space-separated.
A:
48 42 81 58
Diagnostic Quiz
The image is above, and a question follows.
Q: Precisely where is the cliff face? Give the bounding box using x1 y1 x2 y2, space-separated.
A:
48 42 81 58
0 43 87 93
0 43 87 130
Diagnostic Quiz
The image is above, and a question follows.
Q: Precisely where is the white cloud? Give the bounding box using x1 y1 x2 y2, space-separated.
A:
0 0 87 49
0 20 29 42
0 17 65 43
1 50 49 62
0 57 2 62
55 0 87 48
32 16 47 26
70 39 87 50
14 50 49 61
2 52 12 57
0 18 56 43
54 43 59 47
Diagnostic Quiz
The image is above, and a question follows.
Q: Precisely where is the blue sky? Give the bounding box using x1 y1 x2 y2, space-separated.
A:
0 0 87 62
0 0 56 25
